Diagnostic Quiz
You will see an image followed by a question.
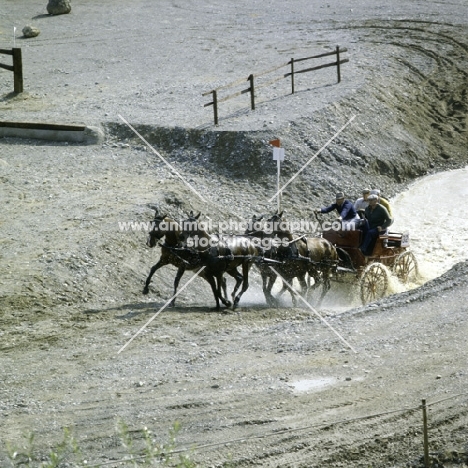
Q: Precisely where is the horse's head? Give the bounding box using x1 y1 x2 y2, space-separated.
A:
146 213 167 248
179 211 204 244
266 210 283 224
265 211 292 237
244 214 265 237
146 207 181 248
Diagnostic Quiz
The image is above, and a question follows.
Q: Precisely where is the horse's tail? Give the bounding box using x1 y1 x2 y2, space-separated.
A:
336 247 354 271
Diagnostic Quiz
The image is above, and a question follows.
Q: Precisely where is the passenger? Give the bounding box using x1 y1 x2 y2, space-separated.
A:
360 194 392 256
370 189 393 221
354 188 370 218
316 192 361 230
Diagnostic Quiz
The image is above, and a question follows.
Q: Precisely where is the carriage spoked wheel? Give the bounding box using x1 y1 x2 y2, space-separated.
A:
393 251 418 283
359 263 389 305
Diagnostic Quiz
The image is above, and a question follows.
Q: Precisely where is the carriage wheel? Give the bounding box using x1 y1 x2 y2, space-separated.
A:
393 251 418 283
359 263 389 305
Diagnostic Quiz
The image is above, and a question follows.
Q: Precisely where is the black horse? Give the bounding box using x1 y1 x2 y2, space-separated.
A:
143 208 230 310
178 212 262 309
246 212 339 307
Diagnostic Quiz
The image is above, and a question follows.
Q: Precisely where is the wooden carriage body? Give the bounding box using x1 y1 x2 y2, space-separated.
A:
322 228 416 304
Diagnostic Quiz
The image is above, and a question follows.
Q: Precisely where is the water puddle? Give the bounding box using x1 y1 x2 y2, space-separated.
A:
289 377 337 393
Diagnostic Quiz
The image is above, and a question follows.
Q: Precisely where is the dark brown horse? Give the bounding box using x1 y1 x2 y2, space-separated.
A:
246 212 339 307
143 208 230 309
179 212 262 309
243 214 293 306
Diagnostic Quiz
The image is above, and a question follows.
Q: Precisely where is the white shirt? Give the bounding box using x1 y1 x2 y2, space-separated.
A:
354 197 369 211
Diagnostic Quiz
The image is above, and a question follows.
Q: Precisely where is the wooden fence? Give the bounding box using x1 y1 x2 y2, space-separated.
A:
0 48 23 93
203 46 348 125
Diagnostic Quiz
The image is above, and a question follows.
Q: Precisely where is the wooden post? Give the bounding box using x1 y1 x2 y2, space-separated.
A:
291 57 295 94
422 399 430 468
212 90 218 126
248 74 255 110
336 46 341 84
12 48 23 93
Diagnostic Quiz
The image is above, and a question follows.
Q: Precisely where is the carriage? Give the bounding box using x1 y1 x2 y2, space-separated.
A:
322 227 419 304
144 208 419 309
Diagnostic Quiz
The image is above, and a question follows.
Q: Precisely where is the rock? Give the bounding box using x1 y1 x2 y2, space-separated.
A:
47 0 72 15
22 26 41 38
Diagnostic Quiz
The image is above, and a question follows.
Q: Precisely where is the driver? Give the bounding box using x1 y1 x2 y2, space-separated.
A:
316 192 361 230
360 194 392 256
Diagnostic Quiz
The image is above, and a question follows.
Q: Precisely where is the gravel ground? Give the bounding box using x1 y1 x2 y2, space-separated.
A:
1 0 468 467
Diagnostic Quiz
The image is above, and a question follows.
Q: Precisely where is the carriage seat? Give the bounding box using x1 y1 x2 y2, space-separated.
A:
385 232 409 247
322 229 362 248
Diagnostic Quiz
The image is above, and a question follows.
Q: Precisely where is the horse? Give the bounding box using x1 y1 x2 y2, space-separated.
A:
246 212 339 307
143 208 230 310
242 214 290 306
245 213 308 306
179 212 262 309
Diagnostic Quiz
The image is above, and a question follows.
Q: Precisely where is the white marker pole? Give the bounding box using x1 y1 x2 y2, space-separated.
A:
272 146 285 213
277 156 281 213
270 139 284 213
13 27 16 48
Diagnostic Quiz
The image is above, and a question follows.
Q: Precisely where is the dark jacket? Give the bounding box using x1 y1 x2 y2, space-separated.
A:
365 204 392 230
321 199 357 221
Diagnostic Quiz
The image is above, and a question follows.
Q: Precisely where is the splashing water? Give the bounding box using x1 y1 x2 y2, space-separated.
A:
391 165 468 282
320 166 468 311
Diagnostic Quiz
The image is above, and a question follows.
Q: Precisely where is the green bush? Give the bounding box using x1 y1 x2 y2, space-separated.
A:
5 421 198 468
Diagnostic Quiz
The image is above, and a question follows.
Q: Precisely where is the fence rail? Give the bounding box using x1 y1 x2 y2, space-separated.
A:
203 46 348 125
0 47 23 93
85 391 468 467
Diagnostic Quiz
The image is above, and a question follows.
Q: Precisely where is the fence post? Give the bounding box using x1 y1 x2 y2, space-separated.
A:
212 90 218 126
290 58 295 94
12 48 23 93
248 74 255 110
421 399 430 468
336 46 341 83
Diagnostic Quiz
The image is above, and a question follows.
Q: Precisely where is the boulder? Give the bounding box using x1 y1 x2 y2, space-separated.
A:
22 26 41 38
47 0 71 15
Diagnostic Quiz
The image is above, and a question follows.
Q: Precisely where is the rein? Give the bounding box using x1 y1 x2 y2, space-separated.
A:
285 235 307 245
158 242 203 266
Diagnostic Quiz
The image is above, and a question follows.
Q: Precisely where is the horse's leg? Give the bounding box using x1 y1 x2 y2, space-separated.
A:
260 269 271 306
296 274 309 306
316 269 331 308
204 274 221 311
169 265 186 307
211 268 229 303
266 272 279 307
274 271 297 306
143 258 167 294
282 276 298 307
306 268 320 302
226 267 243 305
233 263 251 309
221 276 229 303
260 269 270 305
276 280 288 298
217 274 232 309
